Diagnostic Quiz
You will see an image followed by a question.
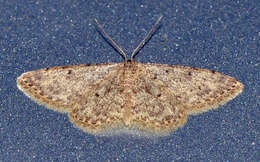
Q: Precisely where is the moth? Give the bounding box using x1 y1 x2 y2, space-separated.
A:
17 16 243 137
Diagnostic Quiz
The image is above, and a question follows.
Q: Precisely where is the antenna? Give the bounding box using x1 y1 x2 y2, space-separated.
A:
95 15 163 61
94 19 128 60
130 15 163 61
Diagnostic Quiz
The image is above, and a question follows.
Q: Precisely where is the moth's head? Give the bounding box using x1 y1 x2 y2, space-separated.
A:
124 59 137 65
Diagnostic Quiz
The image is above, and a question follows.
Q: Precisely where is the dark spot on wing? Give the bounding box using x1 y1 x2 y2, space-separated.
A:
67 70 72 74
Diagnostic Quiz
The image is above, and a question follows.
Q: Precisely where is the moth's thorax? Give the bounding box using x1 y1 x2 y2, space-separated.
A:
118 60 140 93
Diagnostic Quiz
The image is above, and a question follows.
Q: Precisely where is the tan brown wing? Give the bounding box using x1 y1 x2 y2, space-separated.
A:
17 63 120 112
68 65 127 134
129 62 243 134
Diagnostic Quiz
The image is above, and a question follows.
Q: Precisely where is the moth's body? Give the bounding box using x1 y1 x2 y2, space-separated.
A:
17 16 243 137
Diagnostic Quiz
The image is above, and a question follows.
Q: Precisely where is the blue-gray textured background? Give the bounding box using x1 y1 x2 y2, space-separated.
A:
0 0 259 161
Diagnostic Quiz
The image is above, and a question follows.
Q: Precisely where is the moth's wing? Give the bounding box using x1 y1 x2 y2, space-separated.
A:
17 63 121 113
68 65 127 135
131 62 243 133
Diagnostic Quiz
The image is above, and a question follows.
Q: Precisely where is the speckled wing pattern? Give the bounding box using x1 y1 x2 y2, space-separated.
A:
17 63 120 112
130 62 243 134
17 61 243 135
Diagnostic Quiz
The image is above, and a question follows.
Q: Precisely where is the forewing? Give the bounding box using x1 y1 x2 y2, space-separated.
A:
17 63 120 112
141 63 243 114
